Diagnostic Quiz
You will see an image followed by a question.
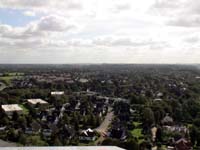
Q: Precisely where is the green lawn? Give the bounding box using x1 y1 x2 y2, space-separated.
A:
131 128 143 138
187 123 193 128
0 75 23 85
133 121 142 127
19 104 29 115
131 122 144 143
7 72 24 76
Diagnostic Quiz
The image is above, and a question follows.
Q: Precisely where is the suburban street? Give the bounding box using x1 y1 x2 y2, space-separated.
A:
0 139 16 147
94 107 114 145
0 82 6 91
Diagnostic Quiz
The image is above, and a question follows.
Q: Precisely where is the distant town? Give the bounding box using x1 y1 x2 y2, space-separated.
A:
0 64 199 150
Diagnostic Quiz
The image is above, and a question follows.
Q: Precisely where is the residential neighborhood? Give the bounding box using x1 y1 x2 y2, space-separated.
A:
0 64 199 150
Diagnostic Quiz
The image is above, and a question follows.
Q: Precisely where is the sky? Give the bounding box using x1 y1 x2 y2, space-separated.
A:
0 0 200 64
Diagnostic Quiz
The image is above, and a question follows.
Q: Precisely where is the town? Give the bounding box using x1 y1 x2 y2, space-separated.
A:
0 64 199 150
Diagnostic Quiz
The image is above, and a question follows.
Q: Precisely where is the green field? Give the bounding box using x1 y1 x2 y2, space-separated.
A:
131 122 144 143
19 104 29 115
0 73 24 85
131 128 143 137
5 72 24 76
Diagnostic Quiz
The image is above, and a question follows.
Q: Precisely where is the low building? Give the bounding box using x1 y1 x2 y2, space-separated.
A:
42 129 52 137
79 128 97 141
51 91 64 96
161 115 173 125
1 104 23 116
25 128 40 135
79 78 89 83
175 138 192 150
163 125 189 135
27 99 48 108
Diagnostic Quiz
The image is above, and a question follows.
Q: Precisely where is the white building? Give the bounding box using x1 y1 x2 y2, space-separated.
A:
1 104 23 116
27 99 48 107
79 78 89 83
51 91 64 96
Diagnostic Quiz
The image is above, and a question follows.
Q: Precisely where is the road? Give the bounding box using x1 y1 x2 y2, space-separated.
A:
0 82 6 91
0 139 17 147
94 107 114 145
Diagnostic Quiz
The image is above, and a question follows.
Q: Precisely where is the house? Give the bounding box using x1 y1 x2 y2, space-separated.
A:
175 138 192 150
25 128 39 135
151 126 157 142
163 125 189 136
156 92 163 98
27 99 48 108
79 78 89 83
75 101 81 111
25 121 41 135
51 91 64 96
161 115 173 125
153 98 162 102
25 128 35 135
62 125 75 139
79 128 97 141
0 126 6 132
1 104 23 116
42 129 52 137
167 146 175 150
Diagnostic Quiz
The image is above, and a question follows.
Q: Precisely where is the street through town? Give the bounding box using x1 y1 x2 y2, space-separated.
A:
94 107 114 145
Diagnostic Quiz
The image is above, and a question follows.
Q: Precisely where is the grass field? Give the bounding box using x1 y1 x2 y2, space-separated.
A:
0 73 24 85
133 122 142 127
131 122 144 143
19 104 29 115
0 76 15 85
131 128 143 137
5 72 24 76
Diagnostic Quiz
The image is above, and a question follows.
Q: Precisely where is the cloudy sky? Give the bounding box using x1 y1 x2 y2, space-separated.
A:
0 0 199 64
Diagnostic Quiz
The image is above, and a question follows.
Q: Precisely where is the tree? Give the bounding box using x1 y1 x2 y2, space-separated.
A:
62 114 70 125
18 133 27 145
102 138 122 146
17 116 27 128
12 111 19 121
194 118 200 127
95 115 101 127
190 125 197 146
143 107 155 126
53 137 62 146
26 136 48 146
156 126 162 142
7 128 18 142
124 139 139 150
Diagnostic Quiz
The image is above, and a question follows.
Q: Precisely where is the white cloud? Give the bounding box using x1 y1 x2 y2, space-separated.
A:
37 15 76 32
92 36 166 48
0 15 77 39
151 0 200 27
0 0 199 63
23 11 36 17
167 15 200 27
184 36 199 43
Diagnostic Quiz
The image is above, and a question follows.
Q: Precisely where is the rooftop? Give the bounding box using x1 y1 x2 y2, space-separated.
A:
27 99 48 105
51 91 64 95
1 104 23 112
